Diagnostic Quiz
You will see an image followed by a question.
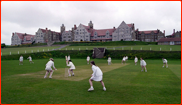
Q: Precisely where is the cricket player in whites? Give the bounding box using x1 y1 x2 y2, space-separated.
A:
27 55 34 64
88 61 106 91
162 58 168 68
107 56 111 65
44 58 57 78
122 56 126 64
140 58 147 72
19 55 23 65
66 56 76 76
125 56 128 61
87 56 90 64
134 56 138 65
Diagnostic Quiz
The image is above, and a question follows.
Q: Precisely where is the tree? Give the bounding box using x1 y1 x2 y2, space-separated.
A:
1 43 6 48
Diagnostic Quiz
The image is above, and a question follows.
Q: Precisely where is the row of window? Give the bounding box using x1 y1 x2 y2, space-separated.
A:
76 29 85 32
63 36 71 38
75 32 88 35
75 39 89 41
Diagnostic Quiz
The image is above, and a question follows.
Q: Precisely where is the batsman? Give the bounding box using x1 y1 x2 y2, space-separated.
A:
65 56 76 76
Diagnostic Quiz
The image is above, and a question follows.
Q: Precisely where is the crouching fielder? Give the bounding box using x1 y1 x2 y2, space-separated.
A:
44 58 57 79
66 60 76 76
140 58 147 72
162 58 168 68
27 55 34 64
88 61 106 91
122 56 126 64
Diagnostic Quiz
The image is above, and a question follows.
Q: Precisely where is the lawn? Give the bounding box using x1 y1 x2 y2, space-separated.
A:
1 45 62 55
1 45 181 56
1 58 181 104
64 45 181 51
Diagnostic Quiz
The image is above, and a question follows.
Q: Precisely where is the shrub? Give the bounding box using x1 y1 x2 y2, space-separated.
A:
1 50 180 60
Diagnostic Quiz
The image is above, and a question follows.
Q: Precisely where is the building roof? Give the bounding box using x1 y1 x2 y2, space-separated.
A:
127 24 133 27
157 38 181 42
82 24 115 36
16 32 35 41
40 28 60 34
139 30 158 34
92 29 115 36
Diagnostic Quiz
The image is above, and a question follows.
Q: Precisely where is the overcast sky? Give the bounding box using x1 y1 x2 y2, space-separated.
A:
1 1 181 45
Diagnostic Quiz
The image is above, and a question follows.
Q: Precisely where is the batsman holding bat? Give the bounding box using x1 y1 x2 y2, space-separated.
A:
66 56 76 76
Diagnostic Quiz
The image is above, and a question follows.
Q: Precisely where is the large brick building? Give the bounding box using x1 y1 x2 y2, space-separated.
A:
61 24 75 42
112 21 135 41
35 28 61 43
11 21 180 45
166 29 181 38
11 32 35 45
158 29 181 45
72 21 135 42
135 29 165 42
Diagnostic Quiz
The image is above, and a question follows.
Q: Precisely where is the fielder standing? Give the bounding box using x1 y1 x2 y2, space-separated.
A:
107 56 111 65
88 61 106 91
19 55 23 65
44 58 57 79
140 58 147 72
87 56 90 64
134 56 138 65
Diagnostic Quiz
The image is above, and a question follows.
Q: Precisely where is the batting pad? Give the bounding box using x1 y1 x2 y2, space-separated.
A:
64 68 69 77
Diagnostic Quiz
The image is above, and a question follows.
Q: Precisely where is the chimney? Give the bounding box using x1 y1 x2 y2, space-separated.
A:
173 29 175 33
74 25 77 30
113 27 116 32
163 30 165 36
12 33 14 36
46 28 47 32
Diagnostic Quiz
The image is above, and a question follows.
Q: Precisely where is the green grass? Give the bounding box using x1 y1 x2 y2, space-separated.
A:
1 58 181 104
61 45 181 51
1 46 62 55
1 45 181 56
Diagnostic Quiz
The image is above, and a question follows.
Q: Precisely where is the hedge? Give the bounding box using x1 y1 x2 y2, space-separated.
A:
104 50 181 60
54 41 157 46
1 50 180 60
1 50 93 60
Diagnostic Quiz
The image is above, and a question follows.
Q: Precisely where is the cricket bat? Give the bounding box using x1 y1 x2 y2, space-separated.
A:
65 56 68 61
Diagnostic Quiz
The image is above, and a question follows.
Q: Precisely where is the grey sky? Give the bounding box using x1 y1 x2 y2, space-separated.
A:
1 1 181 45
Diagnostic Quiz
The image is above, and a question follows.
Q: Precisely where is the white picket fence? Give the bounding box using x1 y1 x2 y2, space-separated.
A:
1 47 175 56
